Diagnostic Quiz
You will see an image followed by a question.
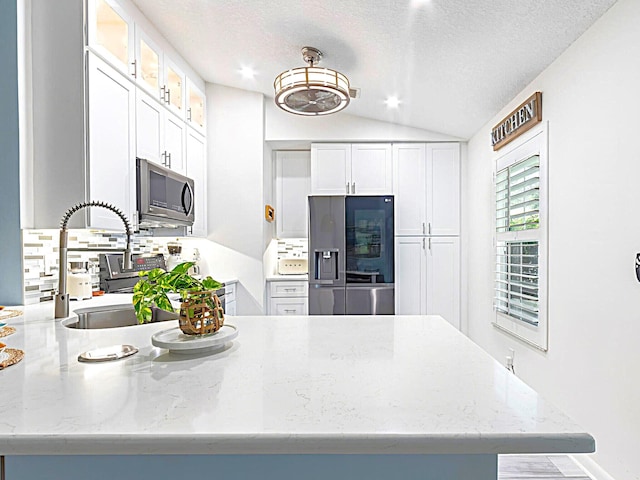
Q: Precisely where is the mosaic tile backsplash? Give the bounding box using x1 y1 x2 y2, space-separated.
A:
276 238 308 260
22 229 175 305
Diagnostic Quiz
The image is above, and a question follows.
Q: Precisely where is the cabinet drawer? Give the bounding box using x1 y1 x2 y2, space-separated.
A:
269 298 308 316
271 281 308 297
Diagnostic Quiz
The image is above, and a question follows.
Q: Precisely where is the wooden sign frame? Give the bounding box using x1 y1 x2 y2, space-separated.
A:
491 92 542 151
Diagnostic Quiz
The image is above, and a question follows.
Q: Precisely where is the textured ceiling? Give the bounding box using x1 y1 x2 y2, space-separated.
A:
130 0 617 139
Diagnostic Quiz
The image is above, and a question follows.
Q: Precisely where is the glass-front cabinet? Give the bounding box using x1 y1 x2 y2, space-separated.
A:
134 27 163 98
87 0 135 77
164 58 185 117
187 79 206 133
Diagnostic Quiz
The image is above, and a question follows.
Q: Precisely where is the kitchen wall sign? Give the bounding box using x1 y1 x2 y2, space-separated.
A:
491 92 542 151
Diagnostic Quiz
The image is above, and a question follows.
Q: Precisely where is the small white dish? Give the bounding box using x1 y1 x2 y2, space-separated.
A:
151 324 238 354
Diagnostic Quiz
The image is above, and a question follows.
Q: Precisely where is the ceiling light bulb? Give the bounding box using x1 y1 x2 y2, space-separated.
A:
385 96 401 109
240 66 255 79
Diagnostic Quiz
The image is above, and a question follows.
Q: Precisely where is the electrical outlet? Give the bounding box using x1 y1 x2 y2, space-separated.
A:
506 348 516 374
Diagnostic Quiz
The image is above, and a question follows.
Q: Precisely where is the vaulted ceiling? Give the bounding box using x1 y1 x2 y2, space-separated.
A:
131 0 618 139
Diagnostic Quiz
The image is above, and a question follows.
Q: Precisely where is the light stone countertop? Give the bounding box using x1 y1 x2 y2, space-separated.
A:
0 296 594 456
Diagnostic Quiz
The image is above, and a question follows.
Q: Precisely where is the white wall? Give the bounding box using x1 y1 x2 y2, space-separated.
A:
206 83 266 314
265 101 462 145
464 1 640 479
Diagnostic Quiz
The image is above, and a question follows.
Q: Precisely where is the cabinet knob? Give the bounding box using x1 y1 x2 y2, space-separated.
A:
131 60 137 78
351 182 355 194
346 182 349 194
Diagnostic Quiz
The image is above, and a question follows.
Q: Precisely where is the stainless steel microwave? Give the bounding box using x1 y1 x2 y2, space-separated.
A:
136 157 195 228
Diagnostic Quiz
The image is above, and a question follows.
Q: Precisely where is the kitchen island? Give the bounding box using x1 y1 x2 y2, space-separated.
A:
0 296 594 479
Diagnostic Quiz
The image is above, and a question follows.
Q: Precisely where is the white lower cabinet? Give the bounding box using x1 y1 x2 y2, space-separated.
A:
266 280 308 315
224 282 237 316
395 236 460 329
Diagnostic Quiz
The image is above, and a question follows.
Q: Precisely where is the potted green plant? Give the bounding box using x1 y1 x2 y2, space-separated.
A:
133 262 224 332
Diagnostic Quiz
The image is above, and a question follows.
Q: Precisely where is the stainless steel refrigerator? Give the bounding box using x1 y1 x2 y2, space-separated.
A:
308 195 394 315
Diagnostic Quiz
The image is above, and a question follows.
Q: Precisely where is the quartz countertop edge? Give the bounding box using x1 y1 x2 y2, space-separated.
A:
0 432 595 456
0 296 595 457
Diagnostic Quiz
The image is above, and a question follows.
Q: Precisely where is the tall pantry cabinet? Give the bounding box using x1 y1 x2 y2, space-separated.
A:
393 143 461 329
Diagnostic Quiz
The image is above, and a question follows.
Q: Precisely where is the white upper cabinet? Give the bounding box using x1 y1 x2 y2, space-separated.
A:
135 89 163 164
30 0 206 230
134 26 163 98
394 142 460 236
311 144 350 195
393 144 427 236
163 112 186 174
163 57 185 118
186 129 207 237
186 79 206 134
87 0 135 77
135 90 186 174
89 0 198 123
87 53 136 229
275 151 311 238
427 143 460 236
350 144 393 194
310 143 392 195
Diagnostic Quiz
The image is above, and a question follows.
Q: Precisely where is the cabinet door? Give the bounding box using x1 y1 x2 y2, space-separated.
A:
225 300 237 316
135 89 163 165
269 297 308 316
87 0 135 77
310 144 350 195
276 151 311 238
163 57 185 118
87 54 136 230
350 144 393 194
186 78 206 134
186 129 207 237
426 236 460 329
134 25 163 99
164 113 186 174
393 144 427 236
395 237 427 314
426 143 460 236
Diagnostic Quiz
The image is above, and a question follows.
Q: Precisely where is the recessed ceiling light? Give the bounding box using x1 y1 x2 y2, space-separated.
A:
239 66 256 79
385 96 401 109
411 0 432 6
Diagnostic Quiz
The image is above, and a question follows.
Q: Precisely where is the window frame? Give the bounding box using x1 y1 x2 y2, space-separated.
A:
492 123 548 351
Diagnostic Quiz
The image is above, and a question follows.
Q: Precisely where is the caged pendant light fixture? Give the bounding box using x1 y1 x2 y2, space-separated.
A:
274 47 351 116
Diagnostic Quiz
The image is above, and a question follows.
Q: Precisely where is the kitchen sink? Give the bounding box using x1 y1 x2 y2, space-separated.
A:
64 304 178 329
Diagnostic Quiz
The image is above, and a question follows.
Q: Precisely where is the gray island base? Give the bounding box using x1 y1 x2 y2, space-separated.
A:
8 454 497 480
0 299 594 479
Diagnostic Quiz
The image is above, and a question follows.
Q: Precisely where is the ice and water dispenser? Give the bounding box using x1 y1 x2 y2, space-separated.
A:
314 249 339 281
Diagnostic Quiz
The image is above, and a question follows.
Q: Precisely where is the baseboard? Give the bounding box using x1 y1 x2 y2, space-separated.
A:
570 455 616 480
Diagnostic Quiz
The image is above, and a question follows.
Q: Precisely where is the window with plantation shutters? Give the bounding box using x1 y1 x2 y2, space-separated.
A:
495 155 539 233
493 126 548 351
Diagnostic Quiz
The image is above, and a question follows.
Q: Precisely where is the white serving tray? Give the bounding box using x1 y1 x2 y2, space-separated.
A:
151 324 238 354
